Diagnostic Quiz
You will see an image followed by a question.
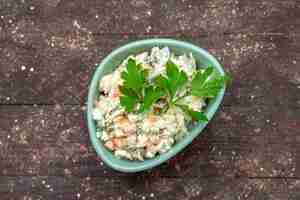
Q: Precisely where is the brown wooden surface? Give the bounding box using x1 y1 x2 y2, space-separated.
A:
0 0 300 199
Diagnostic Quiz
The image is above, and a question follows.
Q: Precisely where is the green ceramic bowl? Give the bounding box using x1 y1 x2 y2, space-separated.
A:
87 38 225 172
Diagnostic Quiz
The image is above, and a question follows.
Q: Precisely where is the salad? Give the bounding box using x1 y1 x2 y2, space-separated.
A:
93 47 229 160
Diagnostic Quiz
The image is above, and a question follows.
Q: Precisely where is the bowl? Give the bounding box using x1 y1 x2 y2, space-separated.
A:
87 38 225 172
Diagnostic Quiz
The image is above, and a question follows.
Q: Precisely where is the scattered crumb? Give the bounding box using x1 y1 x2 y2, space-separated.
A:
73 20 81 29
64 168 72 175
44 0 61 7
132 15 139 20
21 65 26 71
220 111 232 121
146 25 152 33
254 128 261 133
48 24 93 50
30 67 34 72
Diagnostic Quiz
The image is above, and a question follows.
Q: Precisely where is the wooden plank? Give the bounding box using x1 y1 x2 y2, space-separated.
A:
0 176 126 200
0 1 299 104
0 98 299 178
0 0 299 35
0 105 253 178
152 0 300 35
1 33 298 104
0 35 124 104
0 176 298 200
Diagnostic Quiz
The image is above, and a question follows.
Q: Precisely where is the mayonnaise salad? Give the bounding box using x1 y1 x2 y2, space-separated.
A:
93 47 206 160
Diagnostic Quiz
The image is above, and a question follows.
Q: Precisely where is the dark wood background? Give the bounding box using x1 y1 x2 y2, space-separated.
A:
0 0 300 199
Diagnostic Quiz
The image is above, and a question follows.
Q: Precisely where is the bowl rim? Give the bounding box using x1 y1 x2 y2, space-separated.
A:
87 38 225 172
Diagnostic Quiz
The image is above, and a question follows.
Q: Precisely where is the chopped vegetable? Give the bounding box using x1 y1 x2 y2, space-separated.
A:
93 47 231 160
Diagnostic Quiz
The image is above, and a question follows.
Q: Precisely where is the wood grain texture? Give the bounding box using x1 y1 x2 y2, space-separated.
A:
0 176 299 200
0 0 300 199
0 92 299 177
0 0 299 104
0 34 299 104
1 0 299 35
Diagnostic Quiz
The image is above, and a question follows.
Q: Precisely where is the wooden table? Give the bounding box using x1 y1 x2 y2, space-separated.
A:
0 0 300 199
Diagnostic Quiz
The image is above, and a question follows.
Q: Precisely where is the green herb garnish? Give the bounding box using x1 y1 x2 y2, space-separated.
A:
119 58 147 112
155 60 188 99
119 58 164 113
154 60 208 122
139 86 165 113
176 104 208 122
119 57 230 122
191 66 227 98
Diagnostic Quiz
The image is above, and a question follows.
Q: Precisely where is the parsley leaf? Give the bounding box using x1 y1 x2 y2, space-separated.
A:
121 58 147 94
176 104 208 122
153 60 210 122
154 75 170 94
119 56 231 119
119 85 139 112
119 85 138 97
154 60 188 100
120 95 138 113
120 58 164 113
119 58 148 112
139 86 165 113
191 66 226 98
166 60 188 97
